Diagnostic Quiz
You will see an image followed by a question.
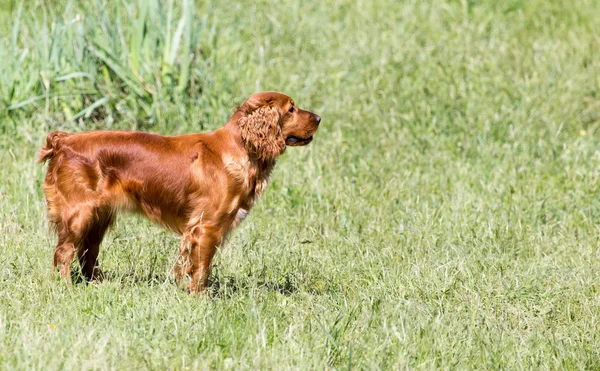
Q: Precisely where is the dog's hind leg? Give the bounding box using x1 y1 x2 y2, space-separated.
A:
52 205 99 282
53 225 77 283
78 209 113 281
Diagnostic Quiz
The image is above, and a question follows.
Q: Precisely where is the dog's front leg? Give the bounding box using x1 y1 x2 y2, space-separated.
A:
185 224 223 294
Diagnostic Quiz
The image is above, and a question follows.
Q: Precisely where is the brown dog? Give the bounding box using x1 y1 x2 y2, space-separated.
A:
39 92 320 292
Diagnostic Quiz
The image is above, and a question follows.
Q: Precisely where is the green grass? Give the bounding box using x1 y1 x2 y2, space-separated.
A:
1 0 600 368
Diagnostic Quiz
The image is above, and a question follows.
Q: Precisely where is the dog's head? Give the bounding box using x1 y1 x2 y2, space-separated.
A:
236 92 321 162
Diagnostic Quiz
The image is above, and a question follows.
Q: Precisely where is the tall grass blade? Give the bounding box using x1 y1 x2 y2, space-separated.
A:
177 0 193 92
162 0 174 67
55 72 95 82
129 0 148 76
10 2 23 50
169 17 185 67
72 96 109 120
88 42 149 99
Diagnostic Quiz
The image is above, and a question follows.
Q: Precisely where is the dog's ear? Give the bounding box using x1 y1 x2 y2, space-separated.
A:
238 104 286 162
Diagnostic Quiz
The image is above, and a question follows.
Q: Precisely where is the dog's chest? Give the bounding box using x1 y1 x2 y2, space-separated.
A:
235 208 249 224
223 155 272 204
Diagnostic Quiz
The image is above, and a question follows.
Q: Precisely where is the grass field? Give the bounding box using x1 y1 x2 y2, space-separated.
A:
1 0 600 369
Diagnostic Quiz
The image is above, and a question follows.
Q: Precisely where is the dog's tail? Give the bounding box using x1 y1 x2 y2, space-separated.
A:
38 131 70 164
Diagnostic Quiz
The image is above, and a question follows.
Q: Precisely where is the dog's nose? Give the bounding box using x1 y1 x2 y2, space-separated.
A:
315 115 321 125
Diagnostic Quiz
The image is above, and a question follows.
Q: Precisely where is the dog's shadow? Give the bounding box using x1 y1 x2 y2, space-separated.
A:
70 267 302 297
207 274 300 298
70 269 166 286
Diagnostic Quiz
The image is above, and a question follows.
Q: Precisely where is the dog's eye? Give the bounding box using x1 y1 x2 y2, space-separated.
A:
288 106 294 113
